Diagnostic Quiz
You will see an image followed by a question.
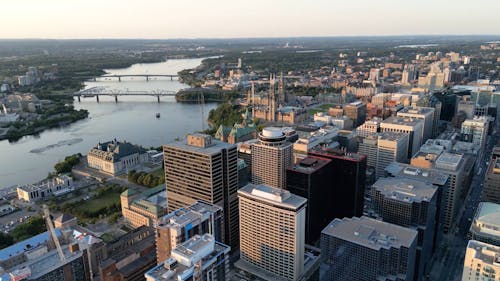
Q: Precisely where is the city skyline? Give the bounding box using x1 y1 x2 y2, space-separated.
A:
1 0 500 39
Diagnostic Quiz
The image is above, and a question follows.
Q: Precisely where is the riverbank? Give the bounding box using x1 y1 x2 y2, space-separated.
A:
1 108 88 142
175 87 242 102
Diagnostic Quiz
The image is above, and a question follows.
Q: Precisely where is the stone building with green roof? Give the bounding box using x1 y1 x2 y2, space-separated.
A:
215 108 257 144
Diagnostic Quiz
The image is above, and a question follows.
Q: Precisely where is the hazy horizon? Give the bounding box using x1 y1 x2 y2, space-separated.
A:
2 0 500 39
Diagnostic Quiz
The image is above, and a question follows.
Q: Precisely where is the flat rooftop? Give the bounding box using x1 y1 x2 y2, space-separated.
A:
384 162 449 186
164 137 236 155
372 177 438 203
0 229 62 262
380 116 423 128
238 183 307 210
435 152 464 171
471 202 500 238
9 245 83 280
322 216 417 251
466 240 500 266
157 201 221 230
288 156 331 174
398 106 434 115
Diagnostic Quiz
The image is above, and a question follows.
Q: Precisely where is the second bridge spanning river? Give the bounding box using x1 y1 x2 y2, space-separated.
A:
73 87 177 103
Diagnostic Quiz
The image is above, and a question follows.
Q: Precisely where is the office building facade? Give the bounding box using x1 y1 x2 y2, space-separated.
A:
371 177 439 280
237 184 307 281
163 134 239 248
251 127 293 189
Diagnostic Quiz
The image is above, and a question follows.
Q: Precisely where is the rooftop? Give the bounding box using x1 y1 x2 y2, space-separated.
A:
238 183 307 210
380 116 423 128
435 152 464 171
471 202 500 239
0 229 61 262
157 201 221 231
372 177 437 203
466 240 500 266
8 245 83 280
145 234 230 281
288 156 331 174
397 106 434 115
164 136 236 156
384 162 449 186
322 216 417 251
378 131 409 142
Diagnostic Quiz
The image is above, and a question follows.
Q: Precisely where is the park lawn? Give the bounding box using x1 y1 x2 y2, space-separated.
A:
73 192 121 214
318 103 335 110
308 108 324 115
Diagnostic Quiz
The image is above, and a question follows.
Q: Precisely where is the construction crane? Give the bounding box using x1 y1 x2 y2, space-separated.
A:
42 205 65 262
199 91 205 131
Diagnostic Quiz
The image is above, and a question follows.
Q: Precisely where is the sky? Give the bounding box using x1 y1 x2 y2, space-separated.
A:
1 0 499 39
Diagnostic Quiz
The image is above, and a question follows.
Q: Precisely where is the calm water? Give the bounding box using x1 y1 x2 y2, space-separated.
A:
0 58 217 188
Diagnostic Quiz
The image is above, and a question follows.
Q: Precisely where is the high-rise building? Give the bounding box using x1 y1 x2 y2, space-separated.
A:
237 139 257 179
483 156 500 204
358 132 409 179
236 184 307 281
461 116 489 159
308 148 366 219
376 132 409 178
384 162 449 250
380 116 424 158
402 64 417 85
414 94 442 137
468 202 500 246
155 201 223 264
371 177 439 280
461 240 500 281
286 156 333 244
343 101 367 127
356 117 382 137
251 127 293 189
411 151 474 232
163 133 239 248
320 216 417 281
145 234 230 281
357 134 378 168
397 106 436 142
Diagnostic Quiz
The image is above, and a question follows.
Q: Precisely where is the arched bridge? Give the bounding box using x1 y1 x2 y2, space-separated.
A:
73 87 177 103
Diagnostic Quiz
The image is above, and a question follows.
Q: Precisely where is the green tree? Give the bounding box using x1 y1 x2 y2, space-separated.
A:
0 233 14 250
11 216 46 242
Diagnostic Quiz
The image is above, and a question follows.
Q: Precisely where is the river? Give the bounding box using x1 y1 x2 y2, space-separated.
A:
0 58 217 189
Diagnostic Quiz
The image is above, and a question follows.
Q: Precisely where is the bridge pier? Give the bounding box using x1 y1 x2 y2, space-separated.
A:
157 96 160 103
96 95 99 103
170 76 173 81
114 95 118 103
146 76 149 82
118 76 121 82
77 96 81 102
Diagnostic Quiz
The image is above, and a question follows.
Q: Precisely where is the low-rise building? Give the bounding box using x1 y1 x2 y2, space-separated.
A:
17 175 73 202
121 186 168 228
87 140 148 176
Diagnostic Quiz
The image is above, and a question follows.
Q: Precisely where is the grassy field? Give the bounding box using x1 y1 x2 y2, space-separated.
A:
73 192 121 214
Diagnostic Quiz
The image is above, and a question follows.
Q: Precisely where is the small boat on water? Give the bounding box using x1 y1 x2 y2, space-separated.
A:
156 113 161 118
